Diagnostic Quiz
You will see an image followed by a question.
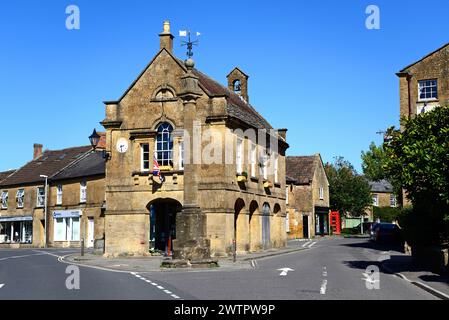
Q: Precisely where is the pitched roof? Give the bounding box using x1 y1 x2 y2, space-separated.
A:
105 49 275 132
399 42 449 72
192 68 273 130
51 150 105 181
0 146 91 187
286 156 317 185
0 170 16 183
369 179 394 193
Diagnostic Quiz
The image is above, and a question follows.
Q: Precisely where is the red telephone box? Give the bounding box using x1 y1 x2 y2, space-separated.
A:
330 211 341 235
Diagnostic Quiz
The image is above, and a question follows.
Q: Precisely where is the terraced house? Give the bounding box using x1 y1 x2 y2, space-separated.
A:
100 21 289 258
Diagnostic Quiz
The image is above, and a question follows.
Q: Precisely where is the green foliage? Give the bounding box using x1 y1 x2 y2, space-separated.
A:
384 106 449 220
373 206 401 223
325 157 372 217
361 142 387 181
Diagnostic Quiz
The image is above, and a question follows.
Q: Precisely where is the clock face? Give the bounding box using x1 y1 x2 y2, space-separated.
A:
116 138 129 153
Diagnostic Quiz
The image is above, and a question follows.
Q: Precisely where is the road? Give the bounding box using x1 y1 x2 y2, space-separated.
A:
0 237 437 300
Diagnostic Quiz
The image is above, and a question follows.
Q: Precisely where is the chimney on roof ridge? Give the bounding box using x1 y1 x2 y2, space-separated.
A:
33 143 43 160
159 20 174 53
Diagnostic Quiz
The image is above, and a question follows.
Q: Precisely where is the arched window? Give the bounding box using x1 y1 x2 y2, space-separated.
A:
233 80 242 94
156 122 174 167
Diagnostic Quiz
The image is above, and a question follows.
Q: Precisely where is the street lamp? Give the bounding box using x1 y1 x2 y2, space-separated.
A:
88 129 101 149
40 175 48 248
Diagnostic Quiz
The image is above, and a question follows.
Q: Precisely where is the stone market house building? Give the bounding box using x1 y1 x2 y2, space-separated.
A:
101 21 289 257
285 154 330 239
0 144 91 247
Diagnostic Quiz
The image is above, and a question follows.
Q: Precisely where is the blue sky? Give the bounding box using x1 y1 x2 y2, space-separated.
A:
1 0 448 172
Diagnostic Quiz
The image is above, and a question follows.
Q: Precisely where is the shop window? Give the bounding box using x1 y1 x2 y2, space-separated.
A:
54 217 80 242
0 220 33 244
16 189 24 208
1 191 8 209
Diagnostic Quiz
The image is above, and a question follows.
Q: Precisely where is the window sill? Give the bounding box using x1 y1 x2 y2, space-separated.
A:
417 98 439 103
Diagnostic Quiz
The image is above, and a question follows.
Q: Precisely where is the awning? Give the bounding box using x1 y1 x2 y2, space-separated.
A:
0 215 33 222
53 210 82 219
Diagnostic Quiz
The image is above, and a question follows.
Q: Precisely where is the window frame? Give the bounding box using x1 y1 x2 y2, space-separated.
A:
319 187 324 200
141 143 150 172
179 141 184 170
1 191 8 209
274 153 279 183
250 142 257 178
390 194 397 207
80 181 87 203
36 186 45 207
56 185 63 205
236 137 244 174
418 79 438 101
155 123 174 168
16 189 25 208
372 194 379 207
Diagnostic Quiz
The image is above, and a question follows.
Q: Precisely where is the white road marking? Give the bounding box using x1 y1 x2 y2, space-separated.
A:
302 241 311 248
277 268 294 276
0 253 46 261
132 273 181 299
0 284 4 289
320 280 328 295
308 241 317 248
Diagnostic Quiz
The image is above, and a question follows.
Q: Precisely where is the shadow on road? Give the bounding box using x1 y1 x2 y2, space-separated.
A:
340 238 405 254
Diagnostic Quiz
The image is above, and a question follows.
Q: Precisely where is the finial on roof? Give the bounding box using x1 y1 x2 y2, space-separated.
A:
185 58 195 70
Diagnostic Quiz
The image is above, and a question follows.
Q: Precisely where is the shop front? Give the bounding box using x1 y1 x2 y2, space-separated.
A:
0 215 33 244
52 210 82 246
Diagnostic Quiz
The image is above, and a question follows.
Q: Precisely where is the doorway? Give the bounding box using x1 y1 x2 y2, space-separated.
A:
303 215 309 239
149 199 182 255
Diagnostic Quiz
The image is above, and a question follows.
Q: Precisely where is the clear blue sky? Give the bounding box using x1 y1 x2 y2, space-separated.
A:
1 0 448 173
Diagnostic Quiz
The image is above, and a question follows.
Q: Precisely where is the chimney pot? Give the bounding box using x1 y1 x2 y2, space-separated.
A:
33 143 43 160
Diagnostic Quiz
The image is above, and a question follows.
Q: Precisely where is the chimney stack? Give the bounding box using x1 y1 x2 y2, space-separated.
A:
159 20 174 53
33 144 43 160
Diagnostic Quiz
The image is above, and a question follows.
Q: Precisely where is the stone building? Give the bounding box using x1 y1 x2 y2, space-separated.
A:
47 150 106 249
285 154 329 239
100 21 289 257
0 144 91 247
397 42 449 126
396 43 449 206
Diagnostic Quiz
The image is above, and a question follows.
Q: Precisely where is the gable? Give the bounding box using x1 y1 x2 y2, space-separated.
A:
400 42 449 73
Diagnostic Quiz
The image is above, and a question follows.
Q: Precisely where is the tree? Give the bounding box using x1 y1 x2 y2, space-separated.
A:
325 157 372 217
384 106 449 244
361 142 387 181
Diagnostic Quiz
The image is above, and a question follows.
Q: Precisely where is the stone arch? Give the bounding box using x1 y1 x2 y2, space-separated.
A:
152 85 177 100
146 198 182 255
273 203 281 215
234 198 248 254
249 201 261 252
272 203 284 248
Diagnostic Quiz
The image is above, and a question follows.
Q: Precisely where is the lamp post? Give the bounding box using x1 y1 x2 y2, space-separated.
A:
89 129 100 150
40 175 48 248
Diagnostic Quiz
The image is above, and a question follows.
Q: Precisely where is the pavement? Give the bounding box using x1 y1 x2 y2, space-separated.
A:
1 237 448 300
61 238 317 273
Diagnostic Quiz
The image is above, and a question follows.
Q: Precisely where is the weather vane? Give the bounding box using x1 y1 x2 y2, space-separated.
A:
179 30 201 59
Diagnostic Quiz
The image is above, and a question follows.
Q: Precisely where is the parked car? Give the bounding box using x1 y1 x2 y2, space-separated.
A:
370 223 403 243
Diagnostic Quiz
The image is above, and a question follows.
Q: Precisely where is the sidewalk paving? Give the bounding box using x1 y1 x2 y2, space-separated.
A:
380 252 449 300
62 241 309 273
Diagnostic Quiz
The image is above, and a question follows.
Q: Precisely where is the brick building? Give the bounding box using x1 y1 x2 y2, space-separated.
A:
285 154 330 239
100 21 289 258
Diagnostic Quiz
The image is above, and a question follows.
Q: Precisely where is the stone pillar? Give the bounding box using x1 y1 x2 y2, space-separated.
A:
172 58 213 263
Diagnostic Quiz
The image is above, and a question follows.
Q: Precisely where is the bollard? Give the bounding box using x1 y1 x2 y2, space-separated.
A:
81 238 85 257
233 239 236 263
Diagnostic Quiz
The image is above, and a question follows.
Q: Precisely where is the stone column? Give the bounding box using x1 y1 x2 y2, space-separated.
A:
172 58 213 263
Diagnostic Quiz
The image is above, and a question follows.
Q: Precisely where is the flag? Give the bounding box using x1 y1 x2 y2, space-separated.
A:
179 30 187 37
153 153 165 183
